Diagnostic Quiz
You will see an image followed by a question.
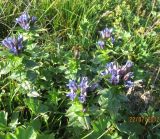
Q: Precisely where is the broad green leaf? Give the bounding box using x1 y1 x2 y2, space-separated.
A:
14 126 37 139
0 111 8 131
25 98 48 114
9 112 19 130
36 133 55 139
66 102 90 129
116 122 144 135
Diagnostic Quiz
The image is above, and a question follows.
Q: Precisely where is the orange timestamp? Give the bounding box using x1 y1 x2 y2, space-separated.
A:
129 116 160 123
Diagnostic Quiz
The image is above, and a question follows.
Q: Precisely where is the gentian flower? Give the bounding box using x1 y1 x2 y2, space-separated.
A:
1 35 23 54
125 60 133 69
107 62 118 75
66 90 76 101
79 77 88 94
100 28 113 39
123 72 134 81
101 60 134 87
66 77 89 103
16 12 36 30
97 40 105 49
88 83 99 92
119 60 134 75
111 36 115 44
109 74 120 85
100 70 108 76
67 80 78 91
79 94 86 103
101 62 118 76
31 16 37 23
124 80 134 88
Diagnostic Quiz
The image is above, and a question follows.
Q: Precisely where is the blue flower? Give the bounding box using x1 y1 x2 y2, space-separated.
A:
124 80 134 88
100 28 113 39
66 90 76 101
101 61 134 87
16 12 36 30
67 80 78 91
125 60 133 68
118 61 133 76
109 74 120 85
79 77 88 94
111 36 115 44
79 94 86 103
31 16 37 23
100 70 108 76
97 40 105 49
118 66 127 76
123 72 134 81
66 77 89 103
101 62 118 76
89 83 99 92
1 35 23 54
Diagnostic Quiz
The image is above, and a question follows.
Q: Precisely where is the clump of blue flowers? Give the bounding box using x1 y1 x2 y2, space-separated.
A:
101 60 134 88
66 77 89 103
97 40 105 49
100 28 113 39
97 27 115 49
16 12 37 30
2 35 23 55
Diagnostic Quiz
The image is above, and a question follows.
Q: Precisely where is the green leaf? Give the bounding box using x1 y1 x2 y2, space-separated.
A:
9 112 19 130
14 126 37 139
25 98 48 115
29 119 41 131
116 122 144 135
0 132 5 139
66 102 90 129
5 133 17 139
23 59 41 70
98 88 126 116
36 133 55 139
47 89 60 106
0 111 8 131
26 70 38 81
128 133 139 139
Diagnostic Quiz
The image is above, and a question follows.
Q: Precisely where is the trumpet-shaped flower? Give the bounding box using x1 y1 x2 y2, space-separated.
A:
16 12 36 30
79 94 86 103
66 90 76 101
100 28 113 39
79 77 88 94
124 80 134 88
125 60 133 69
101 60 134 88
67 80 78 92
2 35 23 54
66 77 89 103
97 40 105 49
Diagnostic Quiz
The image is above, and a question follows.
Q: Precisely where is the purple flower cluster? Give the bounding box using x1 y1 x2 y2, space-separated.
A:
16 12 37 30
1 12 36 54
101 60 134 88
66 77 89 103
97 40 105 49
2 35 23 54
97 27 115 49
100 28 113 39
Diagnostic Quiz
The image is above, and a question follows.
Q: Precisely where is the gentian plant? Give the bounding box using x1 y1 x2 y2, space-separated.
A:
66 77 89 103
101 60 134 87
1 35 23 55
97 27 115 49
16 11 37 30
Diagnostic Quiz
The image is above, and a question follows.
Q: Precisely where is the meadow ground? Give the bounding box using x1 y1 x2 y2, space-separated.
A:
0 0 160 138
